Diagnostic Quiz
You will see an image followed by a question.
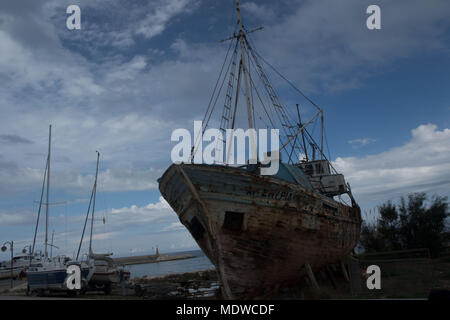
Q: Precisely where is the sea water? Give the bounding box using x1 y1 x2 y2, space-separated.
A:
126 250 215 279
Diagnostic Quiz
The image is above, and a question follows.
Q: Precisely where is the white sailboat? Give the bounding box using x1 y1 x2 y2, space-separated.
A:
26 125 94 295
76 151 130 294
0 248 34 280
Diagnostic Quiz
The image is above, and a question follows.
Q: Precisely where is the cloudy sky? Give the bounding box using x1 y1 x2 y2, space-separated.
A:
1 0 449 260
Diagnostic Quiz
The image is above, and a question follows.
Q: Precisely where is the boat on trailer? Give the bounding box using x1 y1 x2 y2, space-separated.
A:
27 256 92 295
0 253 34 280
159 0 362 299
76 151 130 294
88 253 130 294
26 125 94 296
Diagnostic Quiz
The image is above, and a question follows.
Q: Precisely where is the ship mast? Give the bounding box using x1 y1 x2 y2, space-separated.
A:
199 0 329 166
236 0 254 130
45 125 51 259
31 144 49 256
89 151 100 256
225 0 257 163
76 151 100 260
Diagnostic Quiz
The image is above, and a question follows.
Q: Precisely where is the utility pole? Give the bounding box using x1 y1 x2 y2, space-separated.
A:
1 241 14 288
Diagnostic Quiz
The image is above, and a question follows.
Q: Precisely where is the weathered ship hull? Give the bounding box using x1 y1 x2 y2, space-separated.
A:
159 164 361 299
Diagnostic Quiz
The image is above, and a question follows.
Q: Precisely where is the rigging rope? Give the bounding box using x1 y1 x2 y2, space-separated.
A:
200 36 235 128
248 37 336 165
196 25 333 167
192 37 238 160
252 48 323 113
31 154 48 255
245 38 301 162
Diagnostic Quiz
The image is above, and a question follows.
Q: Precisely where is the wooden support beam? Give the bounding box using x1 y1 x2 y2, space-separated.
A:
346 256 362 295
340 260 350 283
325 265 337 289
304 263 320 291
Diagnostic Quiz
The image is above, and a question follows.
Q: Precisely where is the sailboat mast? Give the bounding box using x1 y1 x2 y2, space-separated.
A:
31 158 48 256
321 112 324 160
89 151 100 255
235 0 257 162
45 125 51 259
50 230 54 258
236 0 254 130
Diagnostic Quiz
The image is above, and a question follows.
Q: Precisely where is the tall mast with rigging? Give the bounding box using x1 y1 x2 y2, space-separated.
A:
236 0 254 131
225 0 257 163
89 151 100 256
45 125 51 259
76 151 100 260
199 0 329 166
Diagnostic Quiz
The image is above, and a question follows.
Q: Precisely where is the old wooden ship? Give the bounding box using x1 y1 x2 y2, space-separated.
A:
159 0 362 299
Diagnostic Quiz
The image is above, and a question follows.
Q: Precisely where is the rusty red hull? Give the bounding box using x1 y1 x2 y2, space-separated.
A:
159 164 361 299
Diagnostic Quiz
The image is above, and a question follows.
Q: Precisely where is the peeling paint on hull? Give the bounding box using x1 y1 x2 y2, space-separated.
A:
159 164 362 299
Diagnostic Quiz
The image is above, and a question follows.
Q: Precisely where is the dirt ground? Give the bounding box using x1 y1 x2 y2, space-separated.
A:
1 257 449 300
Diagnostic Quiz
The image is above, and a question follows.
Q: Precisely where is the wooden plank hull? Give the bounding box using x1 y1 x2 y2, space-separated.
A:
159 164 361 299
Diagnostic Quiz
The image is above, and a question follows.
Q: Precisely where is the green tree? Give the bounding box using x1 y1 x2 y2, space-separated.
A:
359 193 449 257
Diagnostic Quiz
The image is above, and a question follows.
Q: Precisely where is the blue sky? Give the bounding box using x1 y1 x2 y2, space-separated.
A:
1 0 449 260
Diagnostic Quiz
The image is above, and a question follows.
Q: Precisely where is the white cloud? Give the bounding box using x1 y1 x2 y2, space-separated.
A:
109 196 174 226
50 0 198 51
0 28 102 99
249 0 450 92
334 124 450 204
348 138 376 147
0 210 33 226
241 2 275 21
0 165 163 195
163 222 185 232
91 231 119 241
56 167 163 193
136 0 193 39
0 0 221 195
107 56 148 81
0 30 227 196
0 196 187 258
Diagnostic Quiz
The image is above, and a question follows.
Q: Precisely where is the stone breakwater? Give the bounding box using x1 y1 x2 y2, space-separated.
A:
113 253 195 266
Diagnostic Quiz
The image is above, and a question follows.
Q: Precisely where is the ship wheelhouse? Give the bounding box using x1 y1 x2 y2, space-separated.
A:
297 160 348 197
